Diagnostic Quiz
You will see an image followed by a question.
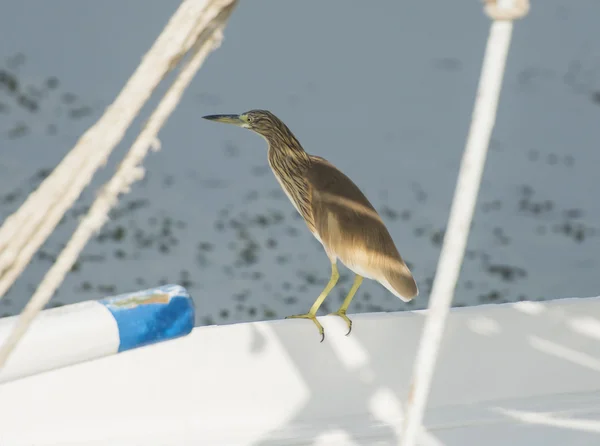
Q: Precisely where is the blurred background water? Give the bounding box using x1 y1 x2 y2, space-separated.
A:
0 0 599 327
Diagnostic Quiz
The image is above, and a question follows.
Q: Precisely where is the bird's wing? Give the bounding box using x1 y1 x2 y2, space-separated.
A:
306 155 393 254
305 155 418 300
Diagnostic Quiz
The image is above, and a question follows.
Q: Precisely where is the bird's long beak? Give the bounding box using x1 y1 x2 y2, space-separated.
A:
202 114 246 127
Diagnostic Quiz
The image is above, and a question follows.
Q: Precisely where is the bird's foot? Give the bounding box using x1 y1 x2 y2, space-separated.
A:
328 309 353 336
285 313 325 342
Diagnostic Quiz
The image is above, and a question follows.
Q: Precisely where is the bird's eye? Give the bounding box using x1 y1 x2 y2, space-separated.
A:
247 115 254 123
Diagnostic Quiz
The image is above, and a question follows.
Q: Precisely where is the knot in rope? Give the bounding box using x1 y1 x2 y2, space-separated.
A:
483 0 530 20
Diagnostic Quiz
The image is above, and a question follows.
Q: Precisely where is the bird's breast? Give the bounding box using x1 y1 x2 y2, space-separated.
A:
272 171 302 214
268 157 316 235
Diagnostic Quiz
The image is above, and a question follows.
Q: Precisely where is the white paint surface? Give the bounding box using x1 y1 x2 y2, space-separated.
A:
0 297 599 445
0 301 119 383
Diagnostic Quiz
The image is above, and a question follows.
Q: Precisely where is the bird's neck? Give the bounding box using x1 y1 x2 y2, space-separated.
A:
265 130 315 231
265 131 311 172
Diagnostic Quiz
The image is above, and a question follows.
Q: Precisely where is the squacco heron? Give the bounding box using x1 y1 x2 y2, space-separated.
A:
203 110 418 341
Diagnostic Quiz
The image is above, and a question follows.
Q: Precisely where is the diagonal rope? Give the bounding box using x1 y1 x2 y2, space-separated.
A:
0 0 238 369
0 0 236 300
400 1 530 445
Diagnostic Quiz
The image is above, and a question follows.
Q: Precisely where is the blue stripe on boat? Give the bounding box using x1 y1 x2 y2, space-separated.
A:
99 284 195 352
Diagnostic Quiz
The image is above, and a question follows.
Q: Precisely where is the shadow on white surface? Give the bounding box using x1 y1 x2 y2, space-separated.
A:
0 298 599 445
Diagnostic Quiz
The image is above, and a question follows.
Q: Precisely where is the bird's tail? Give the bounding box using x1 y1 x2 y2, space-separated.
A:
378 260 419 303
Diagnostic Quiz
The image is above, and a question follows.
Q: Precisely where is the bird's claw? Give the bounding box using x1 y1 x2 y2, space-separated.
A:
328 309 353 336
285 313 325 342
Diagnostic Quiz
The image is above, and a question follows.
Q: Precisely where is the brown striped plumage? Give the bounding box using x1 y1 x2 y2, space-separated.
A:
203 110 418 341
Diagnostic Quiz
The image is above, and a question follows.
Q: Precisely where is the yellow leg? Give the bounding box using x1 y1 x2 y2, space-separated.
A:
286 262 339 342
329 275 363 336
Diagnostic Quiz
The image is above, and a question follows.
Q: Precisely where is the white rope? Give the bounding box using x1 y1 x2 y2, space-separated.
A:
0 0 235 299
400 1 529 445
484 0 530 20
0 0 237 369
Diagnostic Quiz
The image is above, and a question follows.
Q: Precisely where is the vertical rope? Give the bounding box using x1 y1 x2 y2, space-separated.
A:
400 2 529 445
0 0 238 370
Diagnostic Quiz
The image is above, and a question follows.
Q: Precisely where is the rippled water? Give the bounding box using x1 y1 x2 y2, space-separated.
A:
1 1 599 326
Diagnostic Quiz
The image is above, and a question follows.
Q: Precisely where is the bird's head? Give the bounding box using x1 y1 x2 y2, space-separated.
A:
202 109 284 139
